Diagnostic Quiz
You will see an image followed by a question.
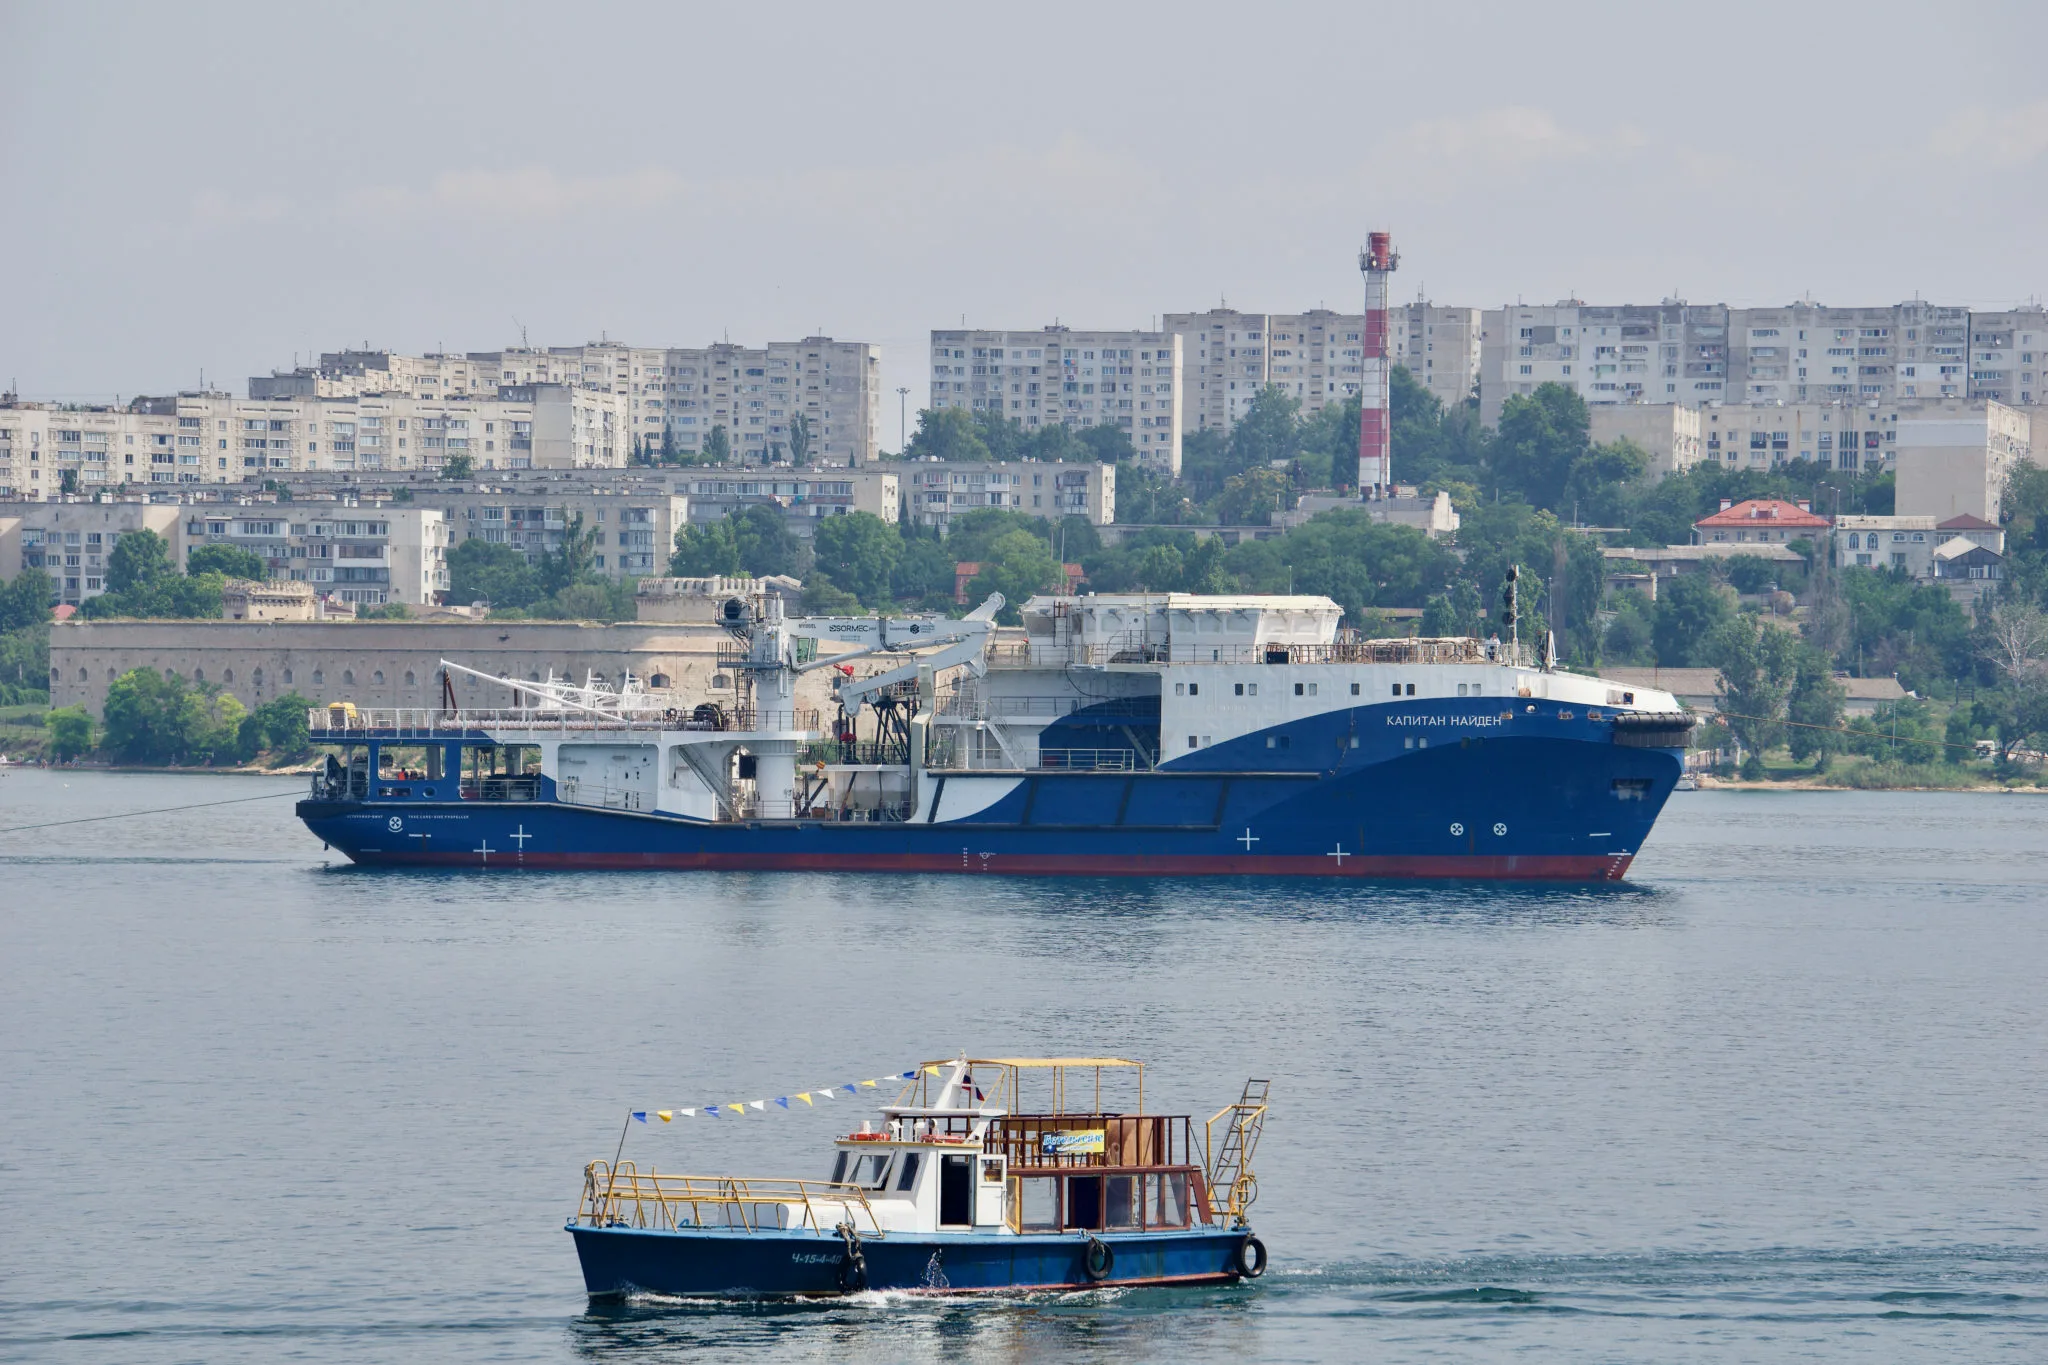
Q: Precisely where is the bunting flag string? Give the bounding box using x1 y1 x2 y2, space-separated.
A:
627 1068 927 1124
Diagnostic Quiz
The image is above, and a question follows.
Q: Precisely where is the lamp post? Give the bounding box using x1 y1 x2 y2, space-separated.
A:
896 387 910 455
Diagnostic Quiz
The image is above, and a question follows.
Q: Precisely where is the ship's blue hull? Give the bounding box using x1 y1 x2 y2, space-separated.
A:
298 697 1686 880
568 1222 1254 1297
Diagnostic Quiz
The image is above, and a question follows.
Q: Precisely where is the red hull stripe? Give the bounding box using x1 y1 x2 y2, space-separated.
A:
348 850 1635 881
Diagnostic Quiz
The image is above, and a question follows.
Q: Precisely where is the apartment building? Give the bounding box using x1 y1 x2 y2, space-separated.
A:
179 505 450 606
1479 301 2047 427
0 502 188 605
255 337 884 468
1165 303 1481 438
892 460 1114 532
680 470 898 531
1587 404 1706 479
1893 401 2031 521
0 383 630 497
927 327 1182 476
419 490 690 581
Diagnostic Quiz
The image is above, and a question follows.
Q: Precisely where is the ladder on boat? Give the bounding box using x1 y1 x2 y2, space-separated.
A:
1203 1078 1269 1227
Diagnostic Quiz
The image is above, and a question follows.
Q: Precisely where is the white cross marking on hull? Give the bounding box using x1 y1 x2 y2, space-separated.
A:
1238 829 1259 850
1327 845 1348 865
509 826 531 849
474 840 493 863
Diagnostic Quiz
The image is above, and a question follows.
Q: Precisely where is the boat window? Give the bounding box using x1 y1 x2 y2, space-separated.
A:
1350 683 1360 695
1017 1176 1059 1230
829 1151 848 1184
1105 1174 1140 1229
377 745 444 781
1064 1174 1102 1230
895 1151 921 1191
1188 683 1198 696
852 1153 892 1189
1146 1172 1189 1227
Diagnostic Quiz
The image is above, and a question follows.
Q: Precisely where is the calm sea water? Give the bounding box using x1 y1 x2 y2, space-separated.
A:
2 770 2046 1362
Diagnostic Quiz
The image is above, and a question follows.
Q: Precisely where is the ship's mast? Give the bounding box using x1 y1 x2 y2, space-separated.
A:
1357 231 1398 500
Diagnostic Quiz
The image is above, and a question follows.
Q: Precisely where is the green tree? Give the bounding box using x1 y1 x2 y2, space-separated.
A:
965 529 1062 623
442 450 475 479
46 705 92 761
1651 574 1735 667
890 537 956 605
1602 588 1656 665
186 543 269 580
101 668 196 764
1786 645 1847 765
728 505 808 577
1721 553 1779 595
1490 383 1591 510
670 519 742 576
813 512 902 606
1710 616 1800 761
446 538 542 608
800 580 863 615
787 413 811 466
1075 424 1136 465
903 407 992 463
538 513 599 597
542 581 624 621
107 529 175 594
0 567 54 632
356 601 412 620
59 469 79 495
1216 467 1292 526
702 425 732 464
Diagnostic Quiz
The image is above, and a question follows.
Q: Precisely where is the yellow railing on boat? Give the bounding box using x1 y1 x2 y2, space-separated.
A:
576 1162 883 1236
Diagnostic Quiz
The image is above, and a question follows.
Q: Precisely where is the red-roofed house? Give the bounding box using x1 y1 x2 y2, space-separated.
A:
1692 498 1831 547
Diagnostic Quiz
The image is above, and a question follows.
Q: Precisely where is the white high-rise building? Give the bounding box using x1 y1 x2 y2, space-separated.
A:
1163 303 1479 438
1478 301 2046 427
257 338 884 467
927 327 1183 475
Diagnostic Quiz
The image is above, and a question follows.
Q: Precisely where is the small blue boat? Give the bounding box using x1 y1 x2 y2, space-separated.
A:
567 1058 1270 1298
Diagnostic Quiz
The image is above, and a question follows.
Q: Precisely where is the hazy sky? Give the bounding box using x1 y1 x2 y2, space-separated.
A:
4 1 2044 446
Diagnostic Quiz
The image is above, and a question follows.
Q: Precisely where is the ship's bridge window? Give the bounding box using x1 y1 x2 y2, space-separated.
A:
896 1151 921 1191
377 745 445 781
848 1152 893 1189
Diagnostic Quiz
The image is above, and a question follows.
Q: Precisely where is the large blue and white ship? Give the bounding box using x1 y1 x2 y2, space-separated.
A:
568 1057 1270 1297
296 588 1692 879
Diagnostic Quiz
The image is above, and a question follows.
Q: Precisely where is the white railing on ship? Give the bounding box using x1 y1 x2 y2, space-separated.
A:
985 635 1529 669
308 707 821 735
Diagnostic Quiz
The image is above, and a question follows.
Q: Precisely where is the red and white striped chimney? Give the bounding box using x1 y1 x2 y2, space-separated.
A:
1357 232 1398 499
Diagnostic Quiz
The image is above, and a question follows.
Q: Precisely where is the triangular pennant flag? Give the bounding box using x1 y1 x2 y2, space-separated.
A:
796 1092 813 1105
705 1105 720 1118
750 1101 766 1111
842 1084 858 1094
901 1071 917 1079
776 1097 790 1109
632 1112 647 1122
680 1108 696 1118
817 1087 835 1100
657 1111 673 1122
861 1079 878 1088
924 1065 942 1077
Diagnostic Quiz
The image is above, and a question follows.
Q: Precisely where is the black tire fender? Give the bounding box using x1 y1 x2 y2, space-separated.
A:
837 1255 868 1292
1083 1235 1114 1282
1234 1235 1267 1279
